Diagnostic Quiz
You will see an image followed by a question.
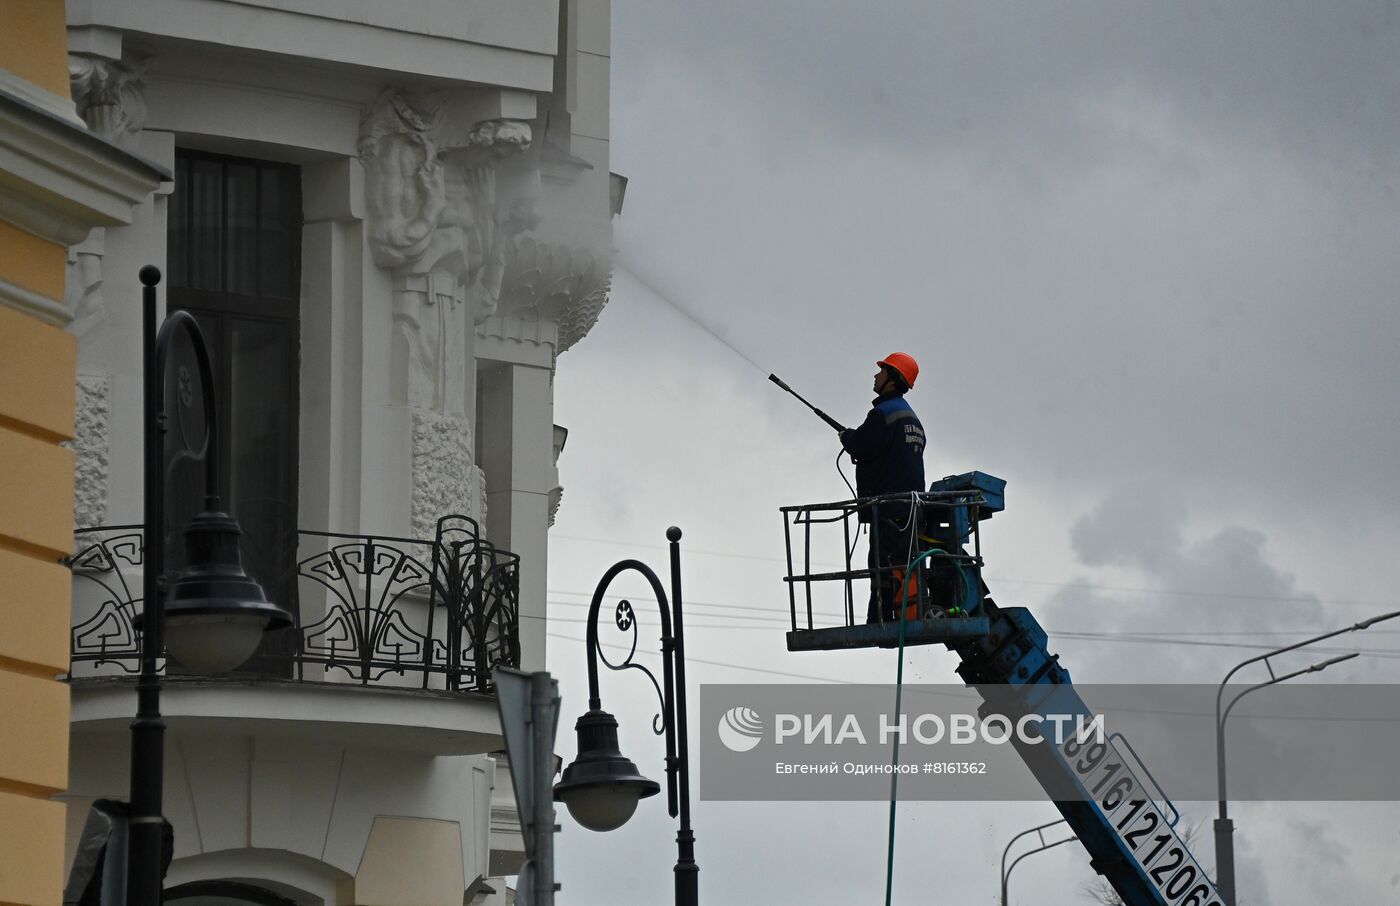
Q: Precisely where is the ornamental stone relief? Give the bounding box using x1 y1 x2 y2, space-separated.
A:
410 409 486 540
358 90 535 312
69 54 147 152
493 237 611 354
393 271 471 416
65 229 106 338
360 88 610 534
71 373 111 530
66 56 146 337
360 89 538 526
548 485 563 527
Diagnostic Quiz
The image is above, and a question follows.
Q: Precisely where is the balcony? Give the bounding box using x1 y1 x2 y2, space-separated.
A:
68 514 519 696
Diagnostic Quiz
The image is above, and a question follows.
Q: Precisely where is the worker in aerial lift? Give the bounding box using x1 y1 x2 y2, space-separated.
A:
839 353 926 623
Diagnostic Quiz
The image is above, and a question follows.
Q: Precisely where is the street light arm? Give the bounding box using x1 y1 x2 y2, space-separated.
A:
583 560 674 711
1213 613 1391 906
584 559 679 819
1221 652 1359 728
1000 819 1068 892
1356 611 1400 631
1216 610 1398 802
1002 835 1076 906
1216 609 1400 720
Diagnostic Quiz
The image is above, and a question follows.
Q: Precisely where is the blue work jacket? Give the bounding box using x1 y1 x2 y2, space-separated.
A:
840 393 926 518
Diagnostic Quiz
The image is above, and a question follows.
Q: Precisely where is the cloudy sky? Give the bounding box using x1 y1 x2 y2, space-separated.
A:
545 3 1400 903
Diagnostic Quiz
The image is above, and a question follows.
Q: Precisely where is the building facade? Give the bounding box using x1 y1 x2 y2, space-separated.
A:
0 2 163 904
53 1 613 903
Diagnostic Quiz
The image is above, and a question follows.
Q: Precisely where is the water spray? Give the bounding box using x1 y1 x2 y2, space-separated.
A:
615 262 849 434
768 374 847 433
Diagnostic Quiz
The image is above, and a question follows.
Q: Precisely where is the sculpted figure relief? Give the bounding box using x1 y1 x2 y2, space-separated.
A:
426 119 538 319
361 91 537 418
360 91 448 270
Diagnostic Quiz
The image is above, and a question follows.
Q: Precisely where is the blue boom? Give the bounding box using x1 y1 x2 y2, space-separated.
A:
785 472 1224 906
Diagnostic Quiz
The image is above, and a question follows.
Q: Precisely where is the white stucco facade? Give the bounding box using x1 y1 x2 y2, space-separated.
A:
60 2 613 903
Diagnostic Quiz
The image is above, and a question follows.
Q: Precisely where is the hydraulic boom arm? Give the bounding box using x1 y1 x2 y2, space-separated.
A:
954 602 1222 906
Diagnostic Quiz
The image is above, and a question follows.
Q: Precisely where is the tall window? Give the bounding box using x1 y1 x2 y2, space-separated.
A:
167 150 301 669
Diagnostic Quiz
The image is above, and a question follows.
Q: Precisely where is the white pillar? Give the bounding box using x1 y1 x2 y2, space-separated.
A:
300 157 367 534
477 361 554 670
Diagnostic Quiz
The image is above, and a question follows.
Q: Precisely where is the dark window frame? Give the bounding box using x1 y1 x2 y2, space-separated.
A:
167 149 303 672
168 149 302 506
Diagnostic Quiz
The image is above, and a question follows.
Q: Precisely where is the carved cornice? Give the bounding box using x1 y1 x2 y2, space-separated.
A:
0 67 83 127
547 486 563 527
496 238 610 353
0 91 165 248
559 276 610 354
475 312 560 353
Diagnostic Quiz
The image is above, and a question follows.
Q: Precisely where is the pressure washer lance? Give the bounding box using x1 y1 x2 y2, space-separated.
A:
768 374 847 433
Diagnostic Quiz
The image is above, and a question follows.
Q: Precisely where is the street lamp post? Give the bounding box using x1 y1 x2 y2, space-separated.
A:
127 265 292 905
1213 609 1400 906
999 818 1073 906
553 527 697 906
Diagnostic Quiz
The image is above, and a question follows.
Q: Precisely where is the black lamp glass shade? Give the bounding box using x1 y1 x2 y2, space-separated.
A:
137 509 292 673
553 709 660 832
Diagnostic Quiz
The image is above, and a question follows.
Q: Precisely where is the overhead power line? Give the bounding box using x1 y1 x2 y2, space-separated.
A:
545 593 1400 637
538 598 1400 659
550 534 1398 610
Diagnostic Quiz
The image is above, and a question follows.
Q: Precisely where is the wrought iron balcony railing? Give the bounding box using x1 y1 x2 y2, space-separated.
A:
68 515 520 694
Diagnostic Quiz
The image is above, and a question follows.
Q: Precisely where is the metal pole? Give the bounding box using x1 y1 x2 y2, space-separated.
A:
1212 816 1235 906
129 264 166 906
1215 647 1366 906
1215 686 1235 906
668 527 698 906
531 670 558 906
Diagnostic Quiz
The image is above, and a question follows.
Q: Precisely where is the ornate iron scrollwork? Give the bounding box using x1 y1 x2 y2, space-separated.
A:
69 526 145 671
595 596 667 736
67 515 521 693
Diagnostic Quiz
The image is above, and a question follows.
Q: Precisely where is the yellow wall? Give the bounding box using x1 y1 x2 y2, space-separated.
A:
0 220 67 301
0 299 75 906
0 6 79 894
0 0 73 98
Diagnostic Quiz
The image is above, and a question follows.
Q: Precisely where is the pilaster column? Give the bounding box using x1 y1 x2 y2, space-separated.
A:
476 362 554 670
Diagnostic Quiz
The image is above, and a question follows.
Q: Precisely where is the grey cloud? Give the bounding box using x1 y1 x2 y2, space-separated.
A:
1070 483 1188 574
611 58 1400 523
1287 819 1349 867
1068 486 1310 605
1040 486 1325 683
618 1 1400 171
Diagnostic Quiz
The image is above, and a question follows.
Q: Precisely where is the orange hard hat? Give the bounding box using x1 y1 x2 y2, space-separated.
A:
877 352 919 389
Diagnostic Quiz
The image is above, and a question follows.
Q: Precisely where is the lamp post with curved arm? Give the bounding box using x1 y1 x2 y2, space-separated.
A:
553 527 697 906
999 818 1073 906
1213 608 1400 906
127 266 292 905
